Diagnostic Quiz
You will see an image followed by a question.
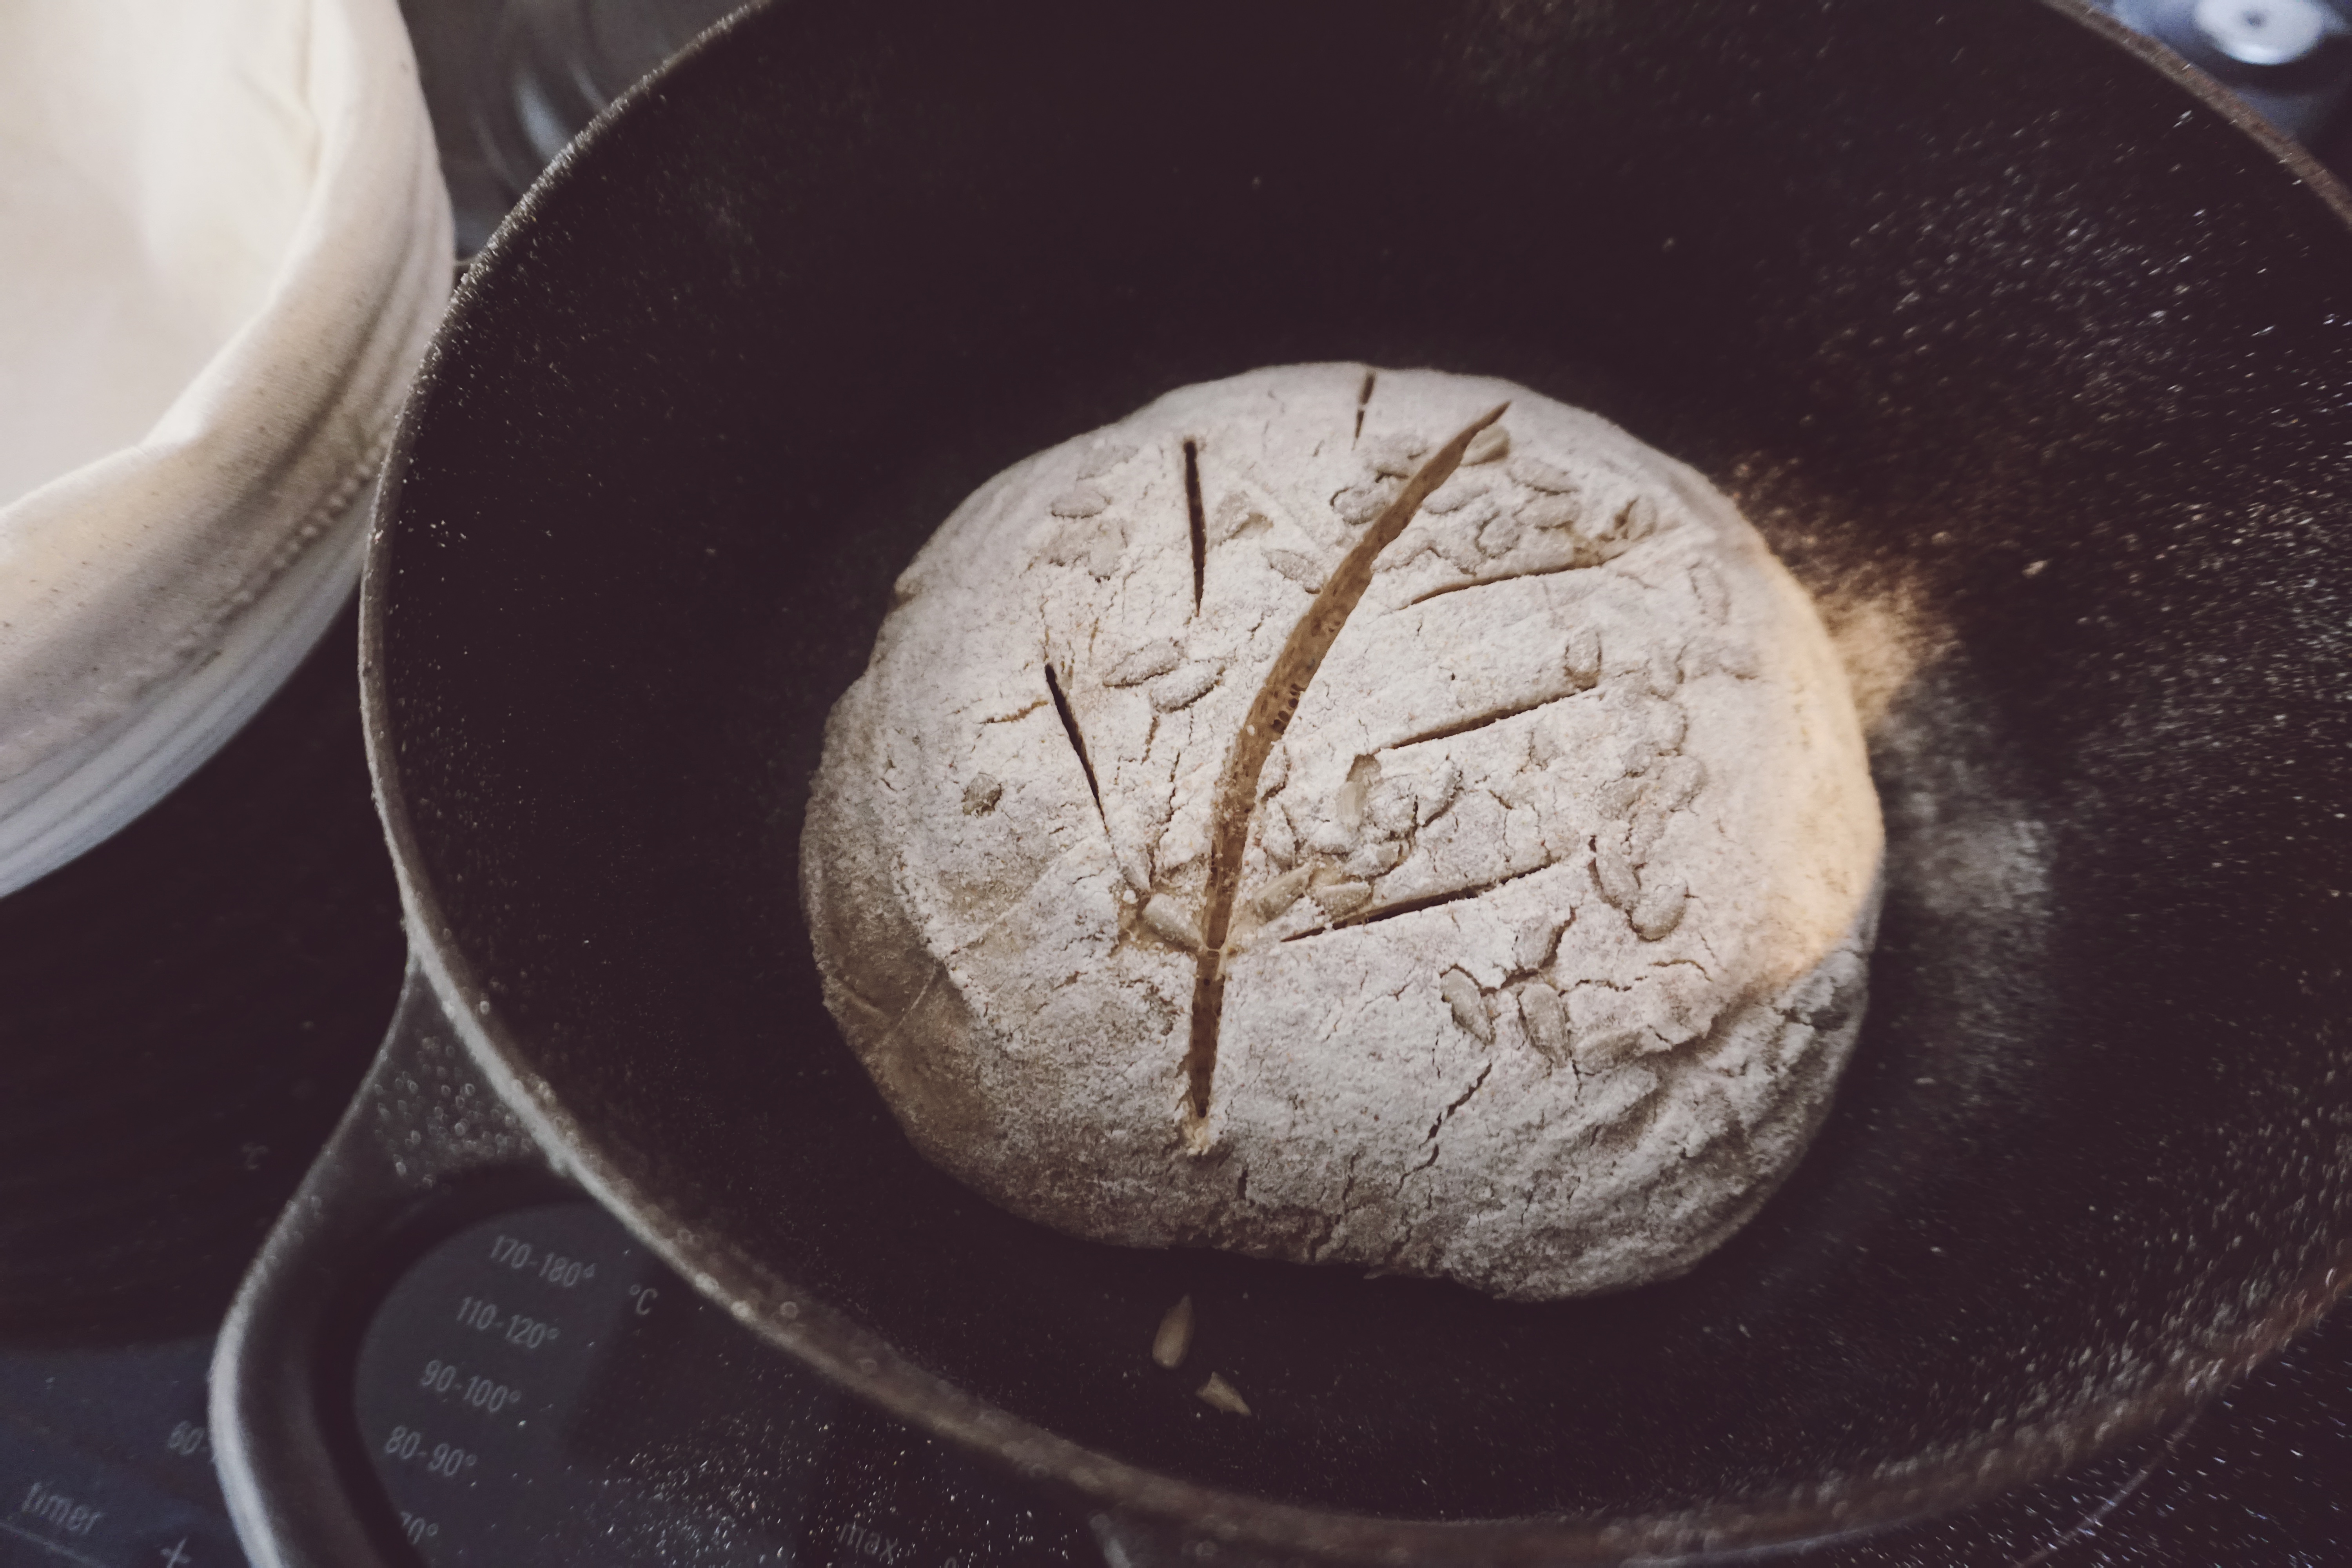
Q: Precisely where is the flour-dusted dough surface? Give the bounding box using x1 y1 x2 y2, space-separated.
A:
802 366 1882 1300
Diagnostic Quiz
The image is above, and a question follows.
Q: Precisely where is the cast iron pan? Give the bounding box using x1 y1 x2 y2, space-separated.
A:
360 0 2352 1557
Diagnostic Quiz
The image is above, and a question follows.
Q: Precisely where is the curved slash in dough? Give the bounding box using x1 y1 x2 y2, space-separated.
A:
1180 403 1509 1136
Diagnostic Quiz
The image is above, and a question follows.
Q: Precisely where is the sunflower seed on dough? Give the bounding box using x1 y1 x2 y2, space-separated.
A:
1687 636 1760 679
1563 626 1603 690
1143 895 1201 949
1050 483 1112 518
1509 455 1579 493
1644 646 1681 698
1240 865 1312 927
1312 879 1373 918
1212 492 1265 543
1630 878 1689 941
1107 639 1183 687
1594 841 1641 909
1627 805 1670 861
1333 484 1394 526
1651 755 1706 813
1428 523 1486 572
1078 442 1137 479
1513 916 1561 972
1149 662 1223 713
1690 561 1731 623
1477 512 1525 557
1425 474 1491 514
1440 969 1495 1044
1365 433 1429 477
1263 548 1325 588
1612 494 1659 540
1646 700 1688 752
1519 982 1570 1061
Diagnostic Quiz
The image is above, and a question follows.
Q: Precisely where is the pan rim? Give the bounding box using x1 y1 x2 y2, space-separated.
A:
357 0 2352 1555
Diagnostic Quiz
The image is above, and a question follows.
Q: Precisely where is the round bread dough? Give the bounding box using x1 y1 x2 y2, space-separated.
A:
802 365 1882 1300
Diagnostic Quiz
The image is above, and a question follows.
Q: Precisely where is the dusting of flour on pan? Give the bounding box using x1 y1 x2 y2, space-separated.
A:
801 365 1884 1300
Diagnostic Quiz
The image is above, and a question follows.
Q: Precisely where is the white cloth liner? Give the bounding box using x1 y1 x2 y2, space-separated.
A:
0 0 452 895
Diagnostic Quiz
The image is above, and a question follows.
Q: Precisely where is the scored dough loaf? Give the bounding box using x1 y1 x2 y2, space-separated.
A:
802 365 1883 1300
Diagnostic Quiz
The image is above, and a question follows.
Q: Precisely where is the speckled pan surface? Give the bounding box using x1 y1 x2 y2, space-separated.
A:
365 0 2352 1556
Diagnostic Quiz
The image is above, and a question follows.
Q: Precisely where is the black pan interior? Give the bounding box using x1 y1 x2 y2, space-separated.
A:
372 0 2352 1527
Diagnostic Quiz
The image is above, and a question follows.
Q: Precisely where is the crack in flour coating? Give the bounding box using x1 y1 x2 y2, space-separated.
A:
801 366 1884 1299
